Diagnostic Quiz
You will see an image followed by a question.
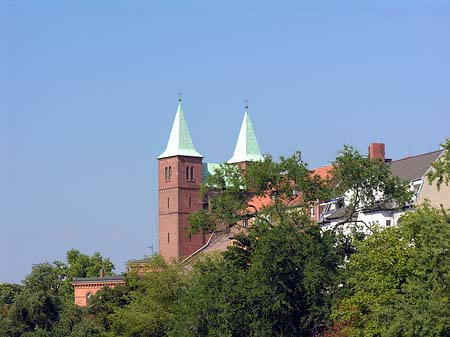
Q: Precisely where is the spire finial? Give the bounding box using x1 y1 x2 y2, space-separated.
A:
244 98 248 111
178 91 182 103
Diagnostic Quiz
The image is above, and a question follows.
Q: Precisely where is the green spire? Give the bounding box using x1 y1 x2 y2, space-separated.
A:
158 99 202 159
228 103 262 164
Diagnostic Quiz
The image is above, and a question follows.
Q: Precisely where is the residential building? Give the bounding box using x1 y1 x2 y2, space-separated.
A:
320 145 448 234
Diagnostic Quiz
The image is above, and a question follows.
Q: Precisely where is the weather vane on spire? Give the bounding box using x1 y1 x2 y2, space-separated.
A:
178 91 182 102
245 98 248 111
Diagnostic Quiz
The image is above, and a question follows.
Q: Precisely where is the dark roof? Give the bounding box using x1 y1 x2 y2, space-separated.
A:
321 207 358 222
72 275 125 283
389 150 443 182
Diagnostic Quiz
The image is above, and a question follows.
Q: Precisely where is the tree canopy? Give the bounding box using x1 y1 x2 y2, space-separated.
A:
329 145 412 231
189 151 330 234
0 250 116 337
427 138 450 189
332 204 450 337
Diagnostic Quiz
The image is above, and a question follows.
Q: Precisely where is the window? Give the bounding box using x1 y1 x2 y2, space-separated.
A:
86 292 93 306
167 198 170 209
167 233 170 243
386 220 391 227
243 219 248 228
189 196 192 207
189 235 192 242
186 166 194 181
165 167 172 181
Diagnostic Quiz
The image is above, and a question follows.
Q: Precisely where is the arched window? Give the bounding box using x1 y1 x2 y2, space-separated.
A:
86 292 93 306
186 166 189 180
168 167 172 180
190 166 194 181
165 167 168 181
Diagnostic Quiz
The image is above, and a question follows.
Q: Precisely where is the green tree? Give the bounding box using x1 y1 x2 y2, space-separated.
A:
189 151 329 234
333 204 450 336
427 137 450 189
170 253 243 337
0 283 22 316
54 249 115 302
54 249 114 281
52 304 103 337
330 145 412 231
0 250 116 337
86 281 131 334
94 256 185 337
171 220 345 337
0 263 64 337
175 151 368 336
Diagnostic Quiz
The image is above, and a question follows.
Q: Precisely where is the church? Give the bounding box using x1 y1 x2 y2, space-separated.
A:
157 96 264 261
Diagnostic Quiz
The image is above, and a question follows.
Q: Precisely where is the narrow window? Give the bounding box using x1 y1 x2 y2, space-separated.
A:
168 166 172 180
190 166 194 181
167 232 170 243
243 219 248 228
165 167 168 181
167 198 170 209
86 293 93 306
189 235 192 242
189 196 192 207
386 220 391 227
186 166 189 180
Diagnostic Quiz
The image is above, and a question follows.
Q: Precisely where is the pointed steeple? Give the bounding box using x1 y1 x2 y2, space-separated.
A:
228 101 263 164
158 97 202 159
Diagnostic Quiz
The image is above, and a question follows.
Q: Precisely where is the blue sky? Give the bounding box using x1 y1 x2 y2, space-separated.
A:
1 1 450 283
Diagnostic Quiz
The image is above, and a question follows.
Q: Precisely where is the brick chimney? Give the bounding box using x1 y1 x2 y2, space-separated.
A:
368 143 385 161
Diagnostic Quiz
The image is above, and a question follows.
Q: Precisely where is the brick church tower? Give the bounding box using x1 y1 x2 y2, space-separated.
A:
157 98 206 261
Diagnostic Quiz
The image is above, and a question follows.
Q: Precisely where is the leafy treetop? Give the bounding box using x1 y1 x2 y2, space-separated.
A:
189 151 330 234
427 138 450 190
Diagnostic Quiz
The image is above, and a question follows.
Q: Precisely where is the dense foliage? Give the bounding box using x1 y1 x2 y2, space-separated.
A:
188 151 329 234
171 221 345 337
0 250 115 337
332 204 450 336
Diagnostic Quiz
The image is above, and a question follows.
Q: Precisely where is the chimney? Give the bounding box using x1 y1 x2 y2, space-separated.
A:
368 143 385 162
99 268 104 278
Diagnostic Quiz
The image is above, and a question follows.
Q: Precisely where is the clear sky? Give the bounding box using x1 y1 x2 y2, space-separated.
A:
1 1 450 283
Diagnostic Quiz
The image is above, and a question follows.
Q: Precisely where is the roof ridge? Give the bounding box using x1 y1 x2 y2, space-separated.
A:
392 149 443 163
